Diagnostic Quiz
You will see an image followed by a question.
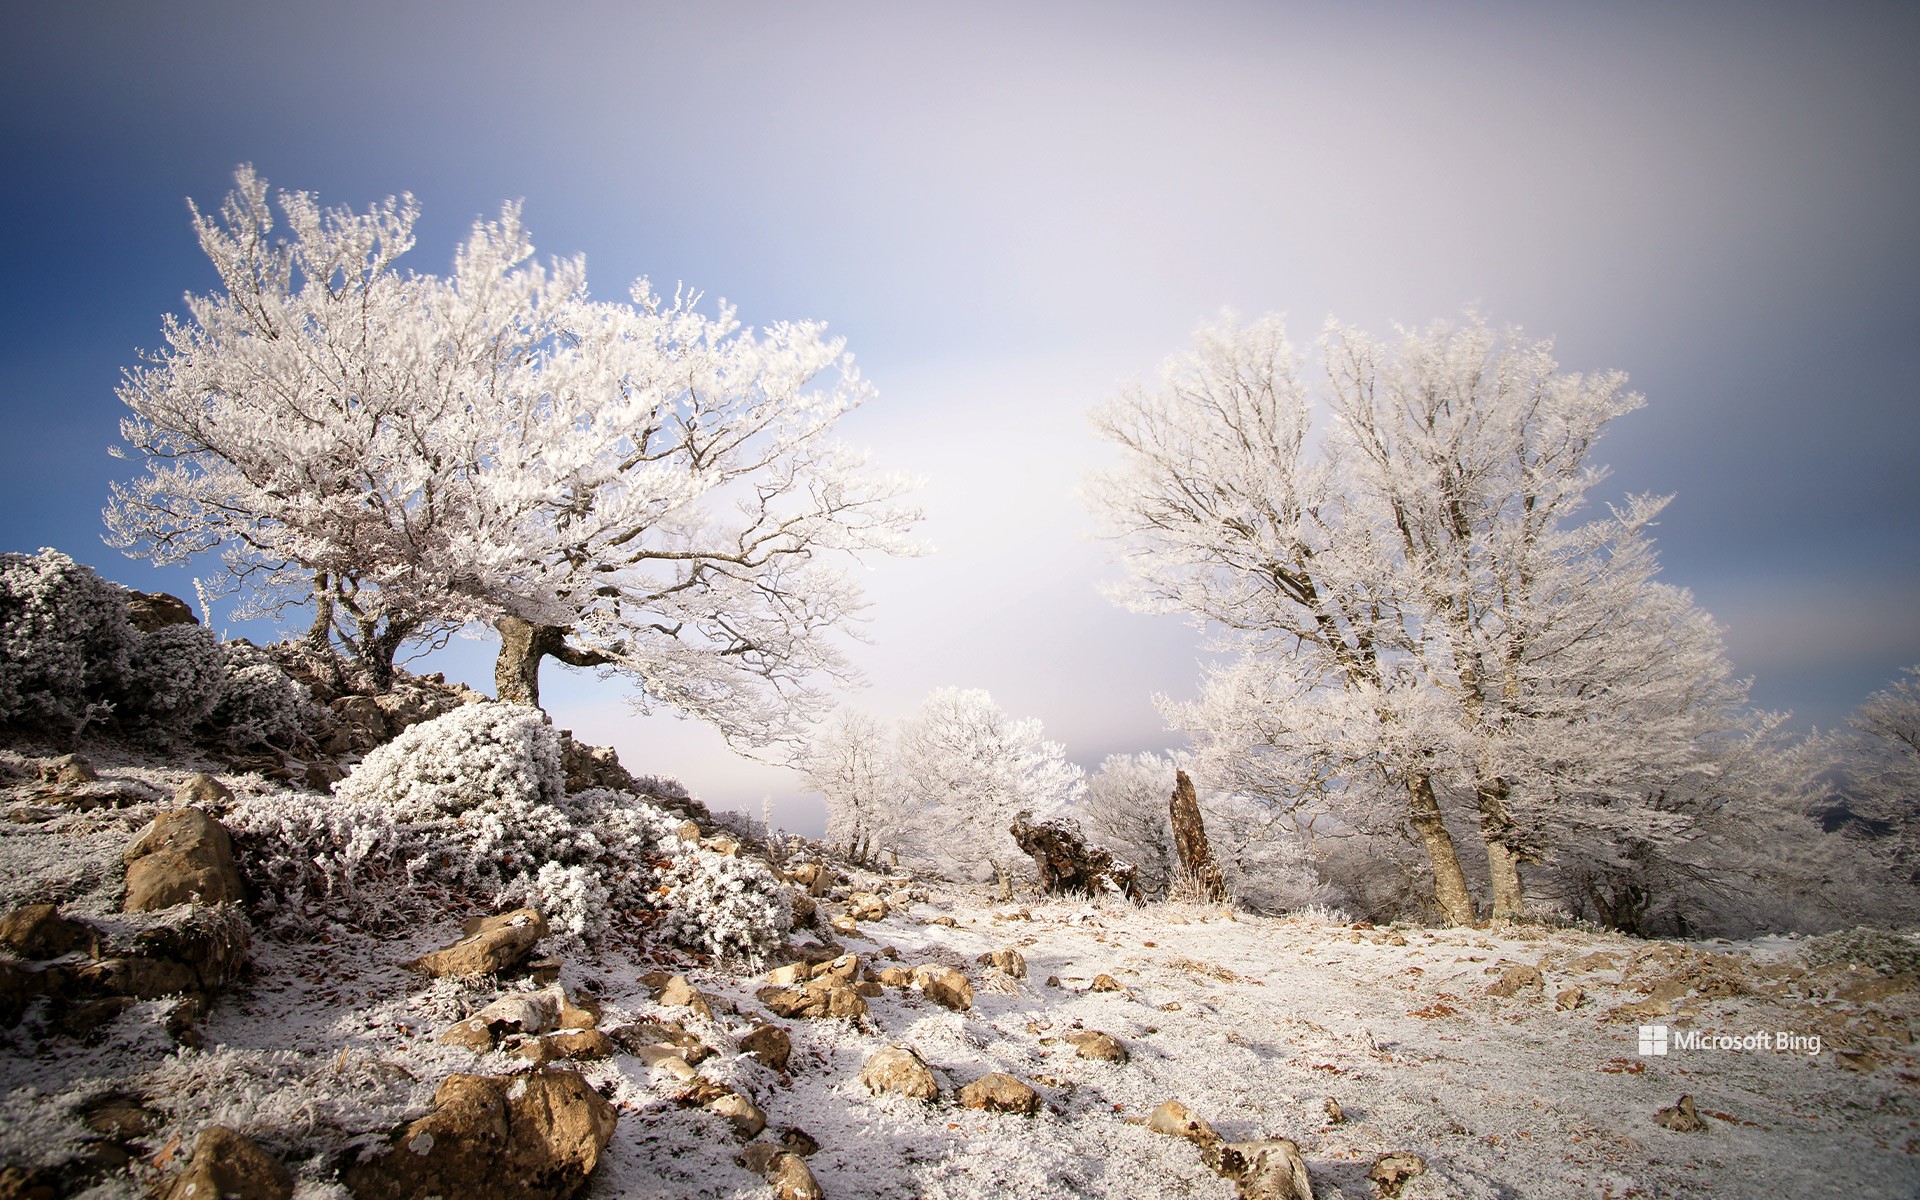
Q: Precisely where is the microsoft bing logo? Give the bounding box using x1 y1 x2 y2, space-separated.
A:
1638 1025 1669 1056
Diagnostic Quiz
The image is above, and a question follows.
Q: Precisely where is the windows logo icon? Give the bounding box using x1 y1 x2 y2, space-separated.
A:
1638 1025 1669 1056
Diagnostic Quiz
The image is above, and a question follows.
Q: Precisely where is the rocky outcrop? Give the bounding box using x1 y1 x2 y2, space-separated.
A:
344 1070 616 1200
122 808 245 912
409 909 548 978
1008 812 1141 900
124 590 197 632
1168 770 1225 903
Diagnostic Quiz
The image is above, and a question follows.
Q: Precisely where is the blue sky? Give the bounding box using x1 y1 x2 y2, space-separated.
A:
4 1 1917 829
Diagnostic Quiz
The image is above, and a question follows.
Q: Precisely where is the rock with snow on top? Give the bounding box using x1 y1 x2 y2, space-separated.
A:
978 947 1027 977
1217 1138 1314 1200
1064 1029 1129 1063
1147 1100 1220 1149
739 1024 792 1071
174 772 233 807
1089 973 1125 993
846 892 888 921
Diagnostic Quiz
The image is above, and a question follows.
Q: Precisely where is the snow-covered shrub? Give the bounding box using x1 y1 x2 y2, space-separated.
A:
119 622 226 735
203 640 315 749
0 549 134 732
659 847 791 960
228 704 790 956
1801 926 1920 976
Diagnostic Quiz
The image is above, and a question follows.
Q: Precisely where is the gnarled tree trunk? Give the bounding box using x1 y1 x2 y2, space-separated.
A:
1168 770 1226 902
494 616 612 708
1408 773 1477 926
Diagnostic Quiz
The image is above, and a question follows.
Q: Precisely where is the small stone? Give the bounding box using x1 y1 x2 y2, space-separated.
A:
1487 964 1545 999
1045 975 1063 988
740 1141 784 1176
43 754 98 786
739 1024 792 1071
80 1094 161 1140
1324 1097 1344 1125
1089 973 1125 993
1063 1030 1129 1063
657 973 715 1019
958 1072 1041 1116
707 1092 767 1138
860 1044 940 1101
978 948 1028 978
924 915 958 927
846 892 888 921
829 915 860 935
1147 1100 1219 1148
769 1151 826 1200
439 1017 497 1051
675 820 703 842
1368 1152 1426 1198
912 964 974 1011
767 962 811 986
779 1126 820 1156
173 773 233 807
876 966 913 988
1654 1094 1710 1133
1555 986 1585 1011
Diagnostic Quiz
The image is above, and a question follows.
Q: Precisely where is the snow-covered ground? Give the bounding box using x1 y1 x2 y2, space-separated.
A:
3 753 1917 1199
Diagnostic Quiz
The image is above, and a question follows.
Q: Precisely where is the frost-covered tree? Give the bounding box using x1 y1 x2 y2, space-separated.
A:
1084 752 1179 896
800 708 895 863
892 688 1084 896
1089 315 1764 925
109 169 920 744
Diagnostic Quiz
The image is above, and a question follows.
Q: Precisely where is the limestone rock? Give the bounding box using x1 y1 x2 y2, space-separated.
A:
1217 1138 1313 1200
876 966 913 988
1368 1152 1426 1199
122 808 244 912
174 773 234 808
439 1016 498 1051
513 1029 616 1065
658 973 716 1019
1063 1029 1128 1063
125 589 196 632
829 915 860 936
708 1092 767 1138
344 1069 616 1200
912 964 974 1011
977 948 1027 978
160 1126 292 1200
756 981 867 1021
1147 1100 1219 1148
1555 986 1585 1011
0 904 98 960
1323 1098 1344 1125
607 1019 711 1064
1654 1094 1709 1133
1487 964 1545 999
859 1044 940 1101
958 1072 1041 1116
1089 973 1125 993
1009 811 1143 899
408 909 547 978
768 1151 826 1200
779 1127 820 1156
846 892 888 922
74 903 250 1000
42 754 98 786
739 1024 792 1071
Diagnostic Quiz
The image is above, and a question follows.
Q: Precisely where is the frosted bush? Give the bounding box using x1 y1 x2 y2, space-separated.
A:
205 641 314 749
229 704 788 955
0 549 134 731
119 622 226 734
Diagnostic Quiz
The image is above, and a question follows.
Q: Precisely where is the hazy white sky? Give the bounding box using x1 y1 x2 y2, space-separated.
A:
4 1 1916 830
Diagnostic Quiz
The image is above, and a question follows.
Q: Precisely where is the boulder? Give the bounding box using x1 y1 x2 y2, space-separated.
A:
409 909 547 978
708 1092 767 1138
859 1044 940 1101
159 1126 292 1200
1217 1138 1314 1200
1368 1152 1427 1199
911 964 974 1011
125 589 197 632
1064 1029 1129 1063
0 905 98 960
344 1070 616 1200
1009 811 1142 899
1487 964 1545 999
739 1024 792 1071
846 892 888 922
958 1072 1041 1116
122 808 245 912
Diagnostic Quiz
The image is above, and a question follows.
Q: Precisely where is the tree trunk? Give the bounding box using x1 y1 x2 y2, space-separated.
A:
495 616 613 708
1407 774 1478 926
1168 770 1226 903
307 573 335 650
356 617 409 692
1475 778 1527 921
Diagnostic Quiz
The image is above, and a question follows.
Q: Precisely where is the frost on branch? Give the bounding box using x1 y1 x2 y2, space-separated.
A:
228 703 789 956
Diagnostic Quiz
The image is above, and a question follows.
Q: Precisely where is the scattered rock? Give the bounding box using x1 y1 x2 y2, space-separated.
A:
1045 975 1062 988
978 948 1027 978
779 1127 820 1156
1089 973 1125 993
707 1092 767 1138
657 974 716 1020
122 808 244 912
74 902 250 1001
767 1151 826 1200
0 904 98 960
159 1126 292 1200
846 892 888 922
1216 1139 1313 1200
739 1024 792 1071
829 915 860 936
439 1017 498 1052
1323 1097 1344 1125
512 1029 616 1065
41 754 98 787
875 966 913 988
756 980 868 1021
343 1070 617 1200
1487 964 1545 999
1654 1094 1709 1133
912 964 974 1011
924 915 958 927
1063 1029 1129 1063
125 589 197 631
958 1072 1041 1116
859 1044 940 1101
1368 1152 1426 1198
607 1019 712 1064
1555 986 1585 1011
789 891 818 927
1147 1100 1220 1148
408 909 548 978
174 773 234 808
